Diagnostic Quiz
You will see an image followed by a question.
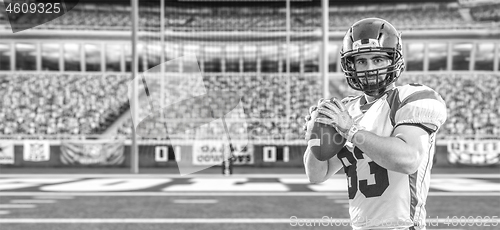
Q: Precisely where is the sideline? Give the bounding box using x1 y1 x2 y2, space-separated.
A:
0 218 497 225
0 191 498 196
0 174 499 178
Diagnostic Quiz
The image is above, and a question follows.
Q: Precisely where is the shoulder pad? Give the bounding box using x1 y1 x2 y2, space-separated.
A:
393 84 447 132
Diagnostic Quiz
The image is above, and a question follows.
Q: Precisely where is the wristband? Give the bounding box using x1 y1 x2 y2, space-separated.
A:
346 124 365 143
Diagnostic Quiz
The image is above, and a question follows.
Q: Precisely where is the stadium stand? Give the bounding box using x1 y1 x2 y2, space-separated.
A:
1 71 498 140
469 3 500 22
115 73 319 140
1 2 499 141
115 72 500 140
0 73 130 138
328 5 468 30
2 3 498 31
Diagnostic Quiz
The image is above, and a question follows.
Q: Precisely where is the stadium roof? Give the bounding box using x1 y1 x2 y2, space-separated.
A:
76 0 458 7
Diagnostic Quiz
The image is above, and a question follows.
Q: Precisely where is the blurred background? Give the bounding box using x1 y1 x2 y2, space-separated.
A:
0 0 499 171
0 1 499 230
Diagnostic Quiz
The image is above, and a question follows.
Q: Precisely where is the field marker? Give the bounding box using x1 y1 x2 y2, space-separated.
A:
0 218 328 223
333 200 349 204
0 204 36 208
0 191 498 197
0 218 496 224
33 196 74 199
0 174 498 178
326 197 349 203
0 192 347 197
428 192 500 196
172 199 218 204
0 210 10 215
11 200 56 204
0 174 311 178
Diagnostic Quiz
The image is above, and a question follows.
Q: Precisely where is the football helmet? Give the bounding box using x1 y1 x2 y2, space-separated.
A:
340 18 405 96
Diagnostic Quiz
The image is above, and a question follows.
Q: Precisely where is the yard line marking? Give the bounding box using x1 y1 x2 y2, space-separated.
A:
0 218 496 224
0 218 329 223
11 200 56 204
429 192 500 196
0 178 80 190
172 199 218 204
163 178 289 192
40 178 172 192
326 197 349 204
0 174 498 178
332 199 349 204
0 191 498 197
0 204 36 208
431 178 500 192
0 174 310 179
0 210 10 215
33 196 74 199
0 192 347 197
432 174 500 178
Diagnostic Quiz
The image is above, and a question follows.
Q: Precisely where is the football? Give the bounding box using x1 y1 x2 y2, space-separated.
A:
307 113 347 161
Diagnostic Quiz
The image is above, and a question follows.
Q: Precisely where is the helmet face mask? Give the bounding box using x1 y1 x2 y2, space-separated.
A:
340 18 405 97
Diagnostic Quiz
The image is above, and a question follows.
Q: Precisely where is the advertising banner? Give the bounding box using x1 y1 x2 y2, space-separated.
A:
23 141 50 162
0 141 14 164
192 141 253 166
447 140 500 166
60 140 125 165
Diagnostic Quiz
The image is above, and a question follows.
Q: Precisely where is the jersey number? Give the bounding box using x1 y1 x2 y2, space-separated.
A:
338 148 390 199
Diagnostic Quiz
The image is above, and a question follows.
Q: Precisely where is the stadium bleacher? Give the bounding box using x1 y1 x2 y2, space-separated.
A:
0 73 130 138
2 2 499 31
1 2 499 141
470 3 500 22
3 71 496 140
115 73 319 140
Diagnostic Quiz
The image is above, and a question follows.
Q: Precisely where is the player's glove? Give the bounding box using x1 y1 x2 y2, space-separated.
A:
315 98 364 142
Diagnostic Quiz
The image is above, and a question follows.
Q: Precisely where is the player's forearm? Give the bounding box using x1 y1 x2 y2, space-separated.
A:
350 130 421 174
303 146 329 183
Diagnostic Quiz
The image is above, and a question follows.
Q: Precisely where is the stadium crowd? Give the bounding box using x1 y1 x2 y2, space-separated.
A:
115 74 319 140
470 3 500 22
2 3 499 32
0 73 129 138
3 71 497 140
301 5 468 30
1 72 499 140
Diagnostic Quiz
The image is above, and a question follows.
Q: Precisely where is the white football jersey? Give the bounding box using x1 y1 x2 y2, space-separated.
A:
337 84 447 230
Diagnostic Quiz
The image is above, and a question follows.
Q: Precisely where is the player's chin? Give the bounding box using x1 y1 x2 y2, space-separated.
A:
365 89 388 97
359 76 382 84
362 80 379 85
360 80 382 89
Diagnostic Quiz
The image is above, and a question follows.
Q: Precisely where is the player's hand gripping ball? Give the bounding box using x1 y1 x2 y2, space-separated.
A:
304 98 347 161
315 98 355 136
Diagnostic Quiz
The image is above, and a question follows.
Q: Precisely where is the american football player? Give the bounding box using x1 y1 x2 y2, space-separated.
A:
303 18 447 230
